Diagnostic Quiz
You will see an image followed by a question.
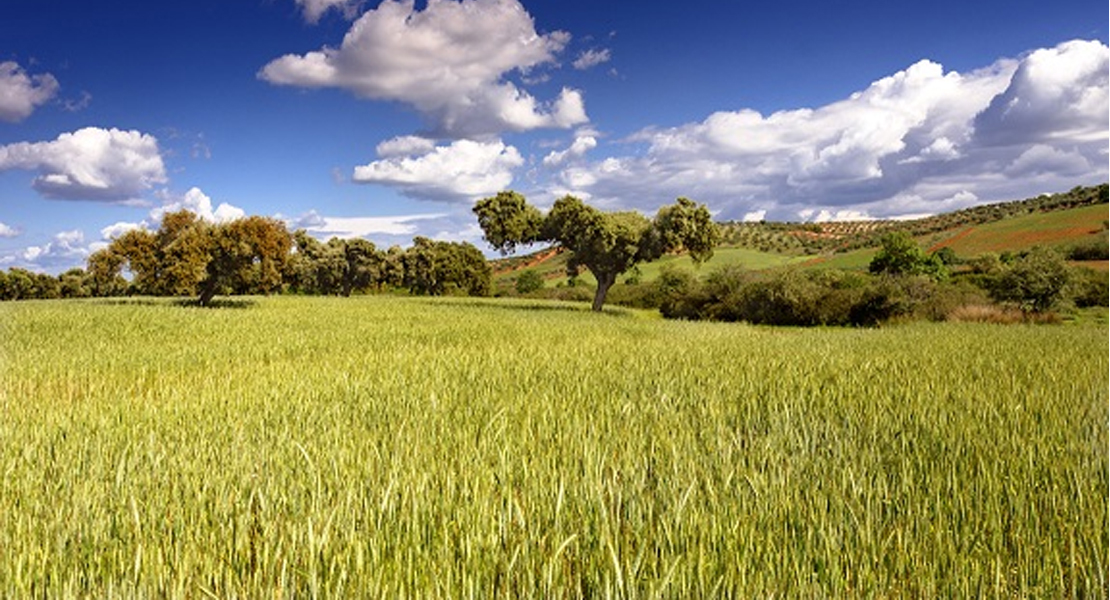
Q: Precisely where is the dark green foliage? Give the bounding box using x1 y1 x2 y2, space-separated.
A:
58 269 91 298
657 266 963 327
1066 238 1109 261
514 270 544 294
474 192 719 311
473 191 544 255
2 268 38 300
869 232 947 280
932 246 959 266
988 246 1073 312
402 237 491 297
1071 267 1109 308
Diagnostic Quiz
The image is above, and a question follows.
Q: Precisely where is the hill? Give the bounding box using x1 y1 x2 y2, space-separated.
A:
492 184 1108 291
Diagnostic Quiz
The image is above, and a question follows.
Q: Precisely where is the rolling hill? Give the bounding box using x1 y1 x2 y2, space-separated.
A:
491 184 1108 291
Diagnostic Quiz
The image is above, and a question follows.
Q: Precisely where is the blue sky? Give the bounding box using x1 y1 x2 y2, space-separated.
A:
1 0 1106 273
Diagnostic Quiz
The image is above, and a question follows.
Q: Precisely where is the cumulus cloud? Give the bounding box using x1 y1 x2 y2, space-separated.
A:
375 135 437 158
0 61 59 122
100 221 143 240
150 187 246 224
974 39 1109 147
573 48 611 70
260 0 588 137
298 212 449 238
0 221 19 238
353 138 524 201
0 127 167 201
552 39 1108 221
543 135 597 167
20 230 89 271
296 0 362 23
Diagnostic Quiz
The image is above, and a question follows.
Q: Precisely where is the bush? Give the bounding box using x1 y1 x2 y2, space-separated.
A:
514 270 544 294
654 265 701 319
1071 267 1109 308
988 246 1072 312
1066 239 1109 261
869 232 947 280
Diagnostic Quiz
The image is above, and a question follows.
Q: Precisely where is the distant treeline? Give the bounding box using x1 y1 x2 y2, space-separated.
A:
0 210 491 304
720 183 1108 254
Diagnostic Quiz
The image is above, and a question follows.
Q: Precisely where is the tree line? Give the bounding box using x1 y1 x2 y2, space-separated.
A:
0 210 491 304
619 232 1107 326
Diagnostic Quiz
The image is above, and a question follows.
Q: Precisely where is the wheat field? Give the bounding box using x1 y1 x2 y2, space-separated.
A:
1 296 1105 597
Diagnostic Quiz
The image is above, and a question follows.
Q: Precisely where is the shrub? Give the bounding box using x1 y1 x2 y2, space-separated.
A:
514 270 544 294
869 232 947 280
1071 267 1109 308
655 265 701 319
1066 239 1109 261
989 246 1072 312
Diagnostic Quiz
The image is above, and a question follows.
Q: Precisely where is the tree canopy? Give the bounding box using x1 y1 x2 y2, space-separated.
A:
474 192 720 310
89 211 293 306
868 232 946 280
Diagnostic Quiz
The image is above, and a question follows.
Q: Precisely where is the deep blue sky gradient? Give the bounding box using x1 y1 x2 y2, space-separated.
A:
1 0 1106 272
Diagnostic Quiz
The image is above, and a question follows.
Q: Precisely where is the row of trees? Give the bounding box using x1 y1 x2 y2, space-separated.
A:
719 183 1108 254
0 210 492 304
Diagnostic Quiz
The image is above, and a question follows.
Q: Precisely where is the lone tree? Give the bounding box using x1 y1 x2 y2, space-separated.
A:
869 231 946 281
474 191 720 311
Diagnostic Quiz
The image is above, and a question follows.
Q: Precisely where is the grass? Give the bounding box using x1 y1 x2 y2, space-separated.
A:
1 295 1106 596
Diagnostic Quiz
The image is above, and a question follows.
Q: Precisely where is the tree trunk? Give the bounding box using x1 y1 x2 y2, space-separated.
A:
592 271 616 312
197 277 219 307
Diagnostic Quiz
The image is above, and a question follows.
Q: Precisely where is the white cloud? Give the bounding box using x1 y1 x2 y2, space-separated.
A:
353 138 524 201
0 222 19 238
798 208 874 222
303 213 448 238
100 221 145 240
0 61 59 122
551 39 1108 220
0 127 167 201
974 39 1109 146
573 48 611 70
543 135 597 167
20 230 89 270
296 0 362 23
375 135 437 158
260 0 588 137
150 187 246 224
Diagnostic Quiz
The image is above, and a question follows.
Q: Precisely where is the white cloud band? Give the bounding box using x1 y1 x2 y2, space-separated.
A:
0 127 167 201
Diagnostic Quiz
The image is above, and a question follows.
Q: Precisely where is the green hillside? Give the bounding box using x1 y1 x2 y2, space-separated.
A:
493 184 1108 291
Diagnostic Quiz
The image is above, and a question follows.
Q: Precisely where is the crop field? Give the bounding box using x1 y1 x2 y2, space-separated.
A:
926 204 1109 257
1 296 1106 597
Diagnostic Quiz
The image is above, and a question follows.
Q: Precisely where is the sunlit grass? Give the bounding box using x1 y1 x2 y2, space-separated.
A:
1 296 1106 596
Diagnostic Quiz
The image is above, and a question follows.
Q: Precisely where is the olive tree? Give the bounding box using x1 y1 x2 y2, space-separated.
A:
474 191 719 311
